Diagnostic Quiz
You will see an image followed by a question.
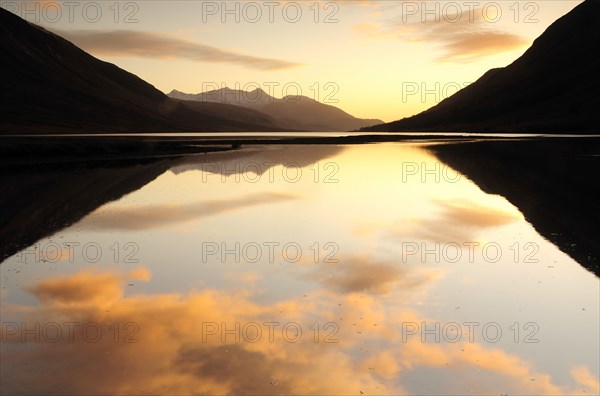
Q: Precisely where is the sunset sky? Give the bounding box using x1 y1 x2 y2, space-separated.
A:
3 0 583 121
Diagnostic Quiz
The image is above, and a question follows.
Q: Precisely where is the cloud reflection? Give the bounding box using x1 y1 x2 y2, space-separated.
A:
308 254 441 294
73 192 299 231
2 268 597 395
355 199 521 245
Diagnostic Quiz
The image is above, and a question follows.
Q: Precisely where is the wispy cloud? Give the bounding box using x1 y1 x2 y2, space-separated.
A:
404 9 529 63
56 29 301 71
437 31 527 62
354 5 528 63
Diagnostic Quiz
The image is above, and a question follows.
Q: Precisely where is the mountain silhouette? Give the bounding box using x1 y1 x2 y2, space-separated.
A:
170 88 383 132
364 0 600 133
0 9 288 133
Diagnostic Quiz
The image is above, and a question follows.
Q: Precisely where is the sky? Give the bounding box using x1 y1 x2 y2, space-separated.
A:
2 0 584 121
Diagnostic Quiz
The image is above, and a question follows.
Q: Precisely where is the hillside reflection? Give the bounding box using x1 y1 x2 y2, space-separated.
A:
0 145 343 261
430 138 600 276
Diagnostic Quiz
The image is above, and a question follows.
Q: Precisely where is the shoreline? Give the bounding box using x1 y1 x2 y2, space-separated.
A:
1 134 599 167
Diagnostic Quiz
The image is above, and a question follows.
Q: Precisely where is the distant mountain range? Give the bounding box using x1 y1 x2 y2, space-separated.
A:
364 0 600 133
169 88 383 132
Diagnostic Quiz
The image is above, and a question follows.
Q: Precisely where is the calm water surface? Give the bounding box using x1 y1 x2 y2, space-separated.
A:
1 142 598 395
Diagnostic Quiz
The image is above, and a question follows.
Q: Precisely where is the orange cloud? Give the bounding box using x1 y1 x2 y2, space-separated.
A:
570 366 600 394
4 269 390 395
353 5 528 62
54 29 301 71
308 254 441 294
28 268 150 306
2 268 597 395
437 31 528 63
